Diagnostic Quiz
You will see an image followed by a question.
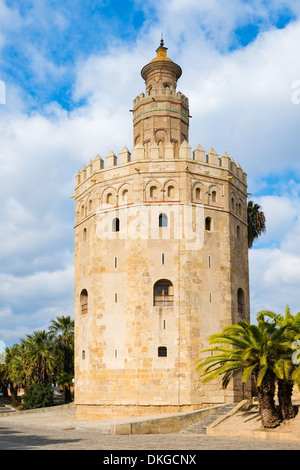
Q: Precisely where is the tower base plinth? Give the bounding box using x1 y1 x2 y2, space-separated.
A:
75 403 215 420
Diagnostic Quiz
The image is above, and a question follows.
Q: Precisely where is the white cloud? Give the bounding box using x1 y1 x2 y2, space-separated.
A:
0 265 74 345
179 20 300 179
253 194 300 248
0 265 74 303
249 190 300 319
249 247 300 319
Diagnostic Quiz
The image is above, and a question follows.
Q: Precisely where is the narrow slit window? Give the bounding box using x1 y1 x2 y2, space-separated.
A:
82 350 85 360
114 256 118 268
112 217 120 232
115 293 118 303
238 288 245 315
205 217 211 231
162 253 165 265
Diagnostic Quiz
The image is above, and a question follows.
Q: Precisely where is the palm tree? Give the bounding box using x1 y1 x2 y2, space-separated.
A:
196 319 285 428
258 307 300 420
2 344 26 400
49 316 74 402
22 330 55 386
247 200 266 248
49 316 74 357
1 316 75 406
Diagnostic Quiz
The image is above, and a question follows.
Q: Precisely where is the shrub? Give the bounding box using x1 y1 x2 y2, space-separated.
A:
22 383 54 410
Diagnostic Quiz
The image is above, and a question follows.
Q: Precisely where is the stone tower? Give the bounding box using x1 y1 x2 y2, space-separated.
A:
74 42 250 420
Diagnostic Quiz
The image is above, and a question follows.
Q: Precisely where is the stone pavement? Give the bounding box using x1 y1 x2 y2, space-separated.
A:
1 401 300 450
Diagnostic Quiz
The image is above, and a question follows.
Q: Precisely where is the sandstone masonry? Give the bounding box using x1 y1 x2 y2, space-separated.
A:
74 41 250 420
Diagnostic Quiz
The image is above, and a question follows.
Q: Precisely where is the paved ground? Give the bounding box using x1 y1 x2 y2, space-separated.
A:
1 401 300 451
2 425 300 451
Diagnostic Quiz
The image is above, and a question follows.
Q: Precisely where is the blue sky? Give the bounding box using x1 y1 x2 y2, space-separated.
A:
0 0 300 347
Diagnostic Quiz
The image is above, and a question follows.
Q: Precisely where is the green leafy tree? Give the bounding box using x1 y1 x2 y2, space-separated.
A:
22 383 54 410
55 372 74 404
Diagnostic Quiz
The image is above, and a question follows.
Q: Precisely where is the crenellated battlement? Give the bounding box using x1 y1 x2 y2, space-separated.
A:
133 87 189 105
75 141 247 189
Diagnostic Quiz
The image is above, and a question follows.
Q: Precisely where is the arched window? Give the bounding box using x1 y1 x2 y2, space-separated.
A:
82 350 86 360
106 193 113 204
212 191 217 203
80 289 88 314
167 185 175 198
153 279 173 306
237 288 245 315
158 346 167 357
150 186 158 198
122 189 128 201
195 187 201 200
159 213 168 227
238 202 242 216
205 217 211 231
158 140 164 158
237 225 241 239
83 228 87 242
112 217 120 232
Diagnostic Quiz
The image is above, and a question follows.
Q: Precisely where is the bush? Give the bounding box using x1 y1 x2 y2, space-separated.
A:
22 383 54 410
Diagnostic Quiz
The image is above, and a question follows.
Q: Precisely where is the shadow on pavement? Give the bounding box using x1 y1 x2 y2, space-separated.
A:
0 425 81 450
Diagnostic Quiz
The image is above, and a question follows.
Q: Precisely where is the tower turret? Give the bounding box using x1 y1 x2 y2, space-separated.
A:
133 41 189 158
141 39 182 92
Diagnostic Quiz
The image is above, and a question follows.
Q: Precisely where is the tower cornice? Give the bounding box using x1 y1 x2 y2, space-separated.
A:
141 60 182 83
